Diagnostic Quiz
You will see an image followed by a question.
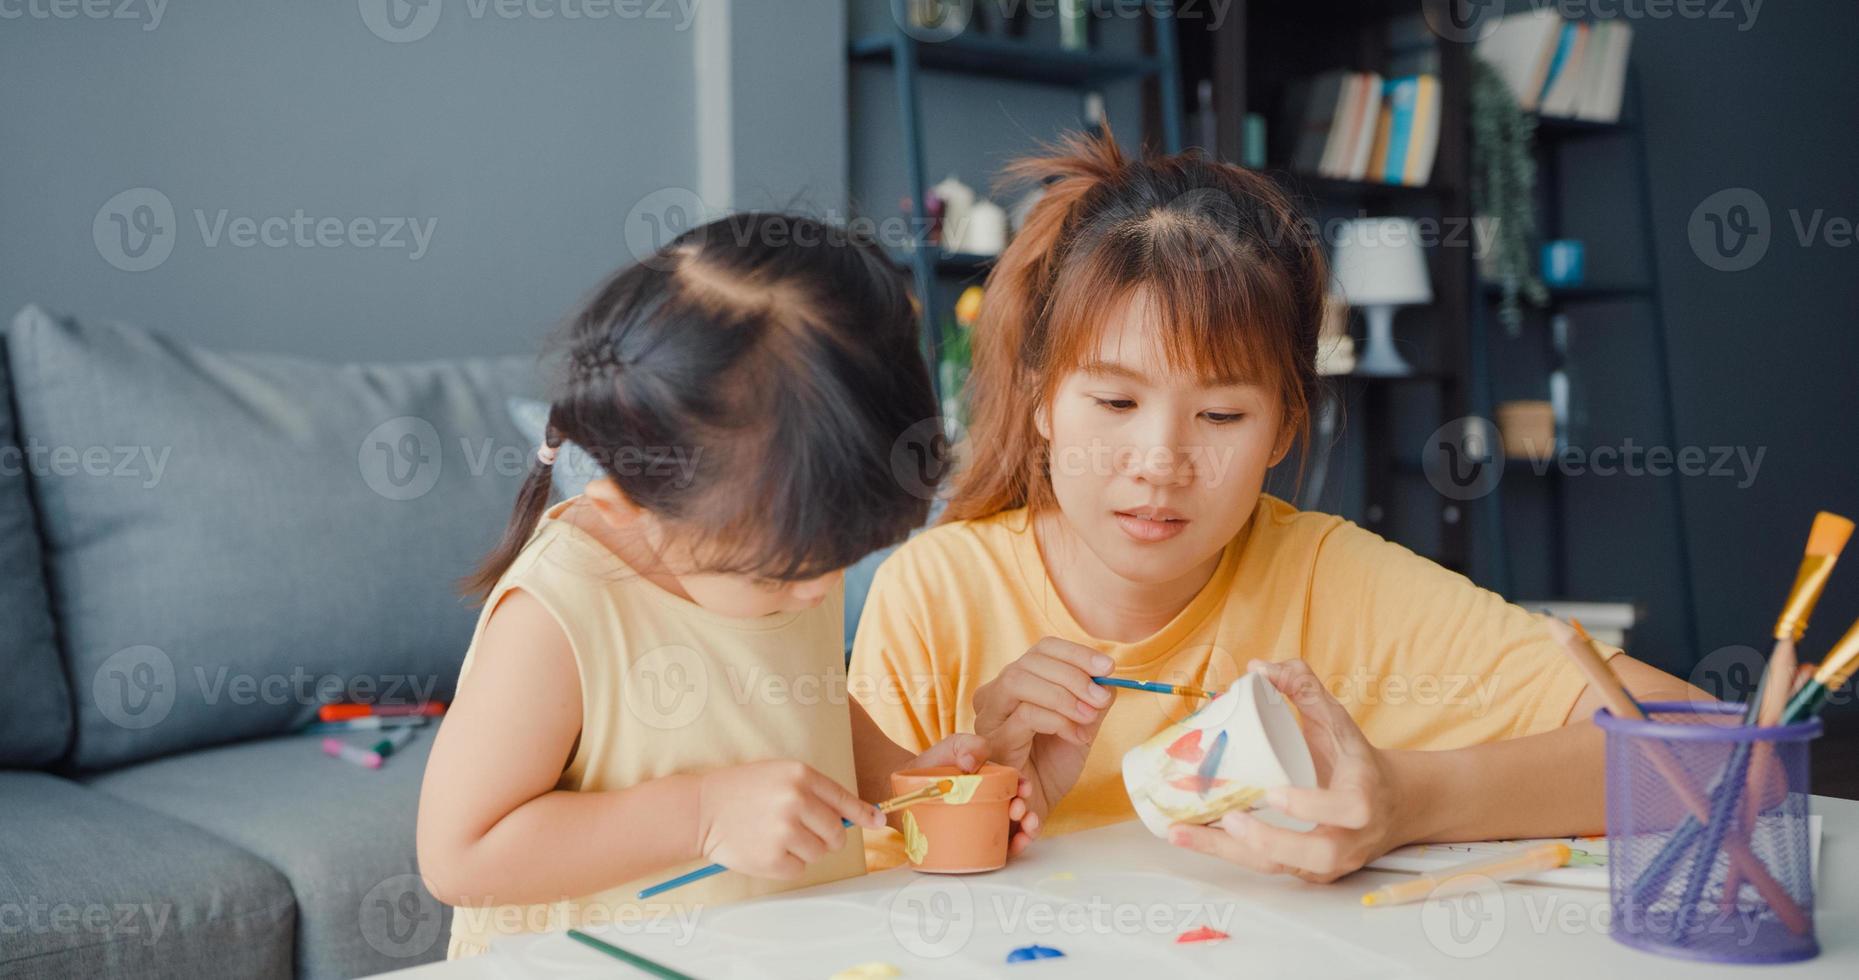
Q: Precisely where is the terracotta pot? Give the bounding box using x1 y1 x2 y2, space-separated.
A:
889 763 1018 874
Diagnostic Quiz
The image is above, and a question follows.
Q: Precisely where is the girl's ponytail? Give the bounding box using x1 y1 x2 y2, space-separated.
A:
461 422 563 599
946 129 1126 523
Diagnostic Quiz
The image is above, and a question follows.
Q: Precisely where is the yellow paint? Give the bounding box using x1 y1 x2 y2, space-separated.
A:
830 962 901 980
903 811 929 865
941 774 984 805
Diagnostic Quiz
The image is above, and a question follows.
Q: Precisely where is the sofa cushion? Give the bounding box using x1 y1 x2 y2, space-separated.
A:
0 337 69 768
5 306 539 769
0 770 295 979
84 732 449 979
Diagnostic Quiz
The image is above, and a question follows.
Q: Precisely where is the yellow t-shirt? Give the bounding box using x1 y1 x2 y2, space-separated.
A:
849 495 1613 840
446 499 864 958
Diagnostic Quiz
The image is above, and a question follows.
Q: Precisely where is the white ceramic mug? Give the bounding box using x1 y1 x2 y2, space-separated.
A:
1121 672 1318 836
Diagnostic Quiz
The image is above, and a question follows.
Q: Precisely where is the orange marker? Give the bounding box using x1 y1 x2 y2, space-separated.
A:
318 701 446 723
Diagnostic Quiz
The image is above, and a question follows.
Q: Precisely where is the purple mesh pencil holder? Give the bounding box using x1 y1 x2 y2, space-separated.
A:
1597 702 1819 964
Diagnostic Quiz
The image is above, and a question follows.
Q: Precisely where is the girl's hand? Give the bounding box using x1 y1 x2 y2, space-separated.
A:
1168 659 1411 883
696 760 884 880
972 637 1114 826
904 732 1044 856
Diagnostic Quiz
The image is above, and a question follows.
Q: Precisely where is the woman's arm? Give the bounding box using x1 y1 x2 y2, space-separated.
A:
417 590 880 907
1394 653 1707 843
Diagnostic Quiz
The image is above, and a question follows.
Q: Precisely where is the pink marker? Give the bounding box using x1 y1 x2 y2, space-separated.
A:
322 737 383 770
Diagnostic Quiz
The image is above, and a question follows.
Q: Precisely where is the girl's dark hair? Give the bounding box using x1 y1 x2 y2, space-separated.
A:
945 125 1327 523
465 211 943 599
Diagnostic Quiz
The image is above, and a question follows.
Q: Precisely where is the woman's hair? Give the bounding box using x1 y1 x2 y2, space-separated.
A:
465 212 943 599
944 125 1328 523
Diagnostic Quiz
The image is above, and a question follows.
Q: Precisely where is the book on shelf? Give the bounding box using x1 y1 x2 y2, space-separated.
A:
1476 11 1635 122
1286 71 1438 187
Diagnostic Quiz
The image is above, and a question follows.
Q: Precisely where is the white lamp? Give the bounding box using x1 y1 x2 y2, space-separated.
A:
1329 217 1433 376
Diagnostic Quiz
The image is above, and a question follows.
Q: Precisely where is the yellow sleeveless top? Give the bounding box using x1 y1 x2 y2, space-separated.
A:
445 499 865 958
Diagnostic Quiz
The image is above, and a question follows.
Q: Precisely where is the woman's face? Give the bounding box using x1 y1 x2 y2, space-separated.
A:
1038 297 1289 586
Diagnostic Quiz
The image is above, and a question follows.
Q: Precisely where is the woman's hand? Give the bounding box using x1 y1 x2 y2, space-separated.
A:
1167 659 1414 883
901 733 1043 856
696 760 885 880
972 637 1114 830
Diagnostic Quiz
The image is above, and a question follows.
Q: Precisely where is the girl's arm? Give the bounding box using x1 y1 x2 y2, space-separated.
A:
1168 655 1706 882
417 590 880 907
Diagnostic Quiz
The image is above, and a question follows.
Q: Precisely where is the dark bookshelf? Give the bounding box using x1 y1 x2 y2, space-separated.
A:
1176 1 1475 576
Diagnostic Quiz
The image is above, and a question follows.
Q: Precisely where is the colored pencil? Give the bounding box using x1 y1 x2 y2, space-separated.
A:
566 929 697 980
1362 842 1571 907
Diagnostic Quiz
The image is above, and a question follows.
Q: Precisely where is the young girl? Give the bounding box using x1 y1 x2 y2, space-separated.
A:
850 130 1704 881
418 212 1031 958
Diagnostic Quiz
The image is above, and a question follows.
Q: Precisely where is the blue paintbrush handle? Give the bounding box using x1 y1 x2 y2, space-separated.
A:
637 817 859 900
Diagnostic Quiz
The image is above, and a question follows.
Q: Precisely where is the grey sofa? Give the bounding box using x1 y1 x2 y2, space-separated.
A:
0 306 540 978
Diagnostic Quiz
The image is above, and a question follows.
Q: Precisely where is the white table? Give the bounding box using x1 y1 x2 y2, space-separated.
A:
378 795 1857 978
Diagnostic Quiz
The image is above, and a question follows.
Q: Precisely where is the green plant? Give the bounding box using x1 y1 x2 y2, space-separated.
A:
1470 56 1546 336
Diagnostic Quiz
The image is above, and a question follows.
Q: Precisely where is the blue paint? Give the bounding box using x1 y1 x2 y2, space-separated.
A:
1006 944 1065 963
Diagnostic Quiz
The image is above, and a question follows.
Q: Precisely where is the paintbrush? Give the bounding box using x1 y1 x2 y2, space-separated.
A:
1783 615 1859 723
1762 512 1853 717
1546 618 1810 933
1632 513 1851 905
636 779 963 900
1094 676 1217 699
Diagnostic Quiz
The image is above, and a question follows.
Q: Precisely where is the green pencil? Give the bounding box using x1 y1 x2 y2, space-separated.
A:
567 928 699 980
